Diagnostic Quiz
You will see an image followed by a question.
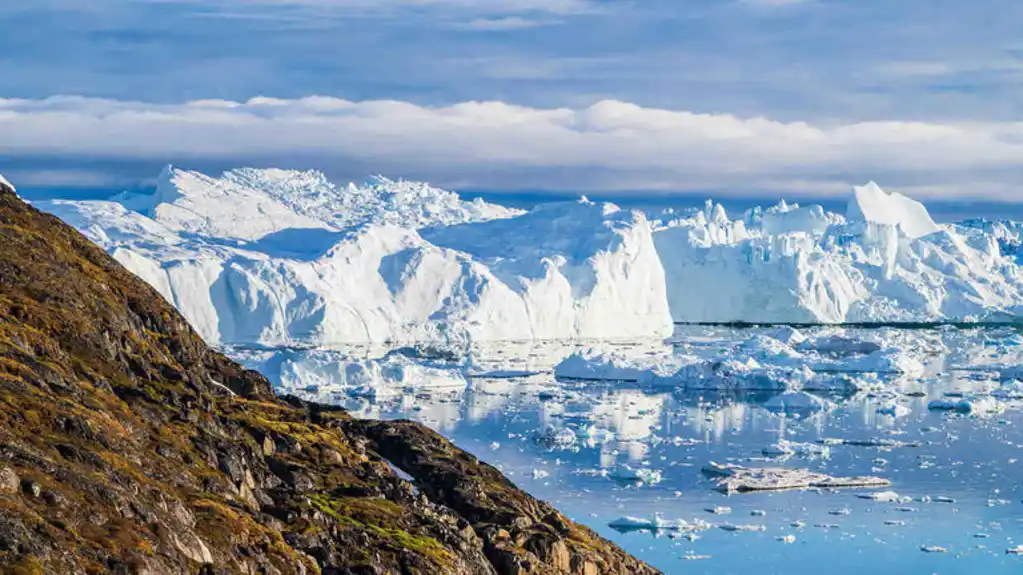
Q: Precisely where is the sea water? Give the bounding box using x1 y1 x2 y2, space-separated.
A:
245 326 1023 574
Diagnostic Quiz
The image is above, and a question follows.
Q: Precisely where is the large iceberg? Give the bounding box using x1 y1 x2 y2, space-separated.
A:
32 168 1023 346
40 166 673 346
654 184 1023 323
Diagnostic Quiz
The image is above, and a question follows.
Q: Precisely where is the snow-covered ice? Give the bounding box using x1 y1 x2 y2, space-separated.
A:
654 183 1023 324
37 169 1023 350
41 166 673 346
762 391 835 415
608 515 712 533
702 461 890 493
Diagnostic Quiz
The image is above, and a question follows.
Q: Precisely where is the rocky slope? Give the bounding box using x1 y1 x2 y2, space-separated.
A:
0 180 658 574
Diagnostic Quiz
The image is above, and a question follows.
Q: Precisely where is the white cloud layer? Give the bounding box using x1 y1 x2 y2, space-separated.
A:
2 95 1023 199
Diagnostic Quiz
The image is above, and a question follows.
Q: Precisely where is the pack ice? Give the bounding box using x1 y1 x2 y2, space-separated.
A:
39 166 673 346
33 168 1023 348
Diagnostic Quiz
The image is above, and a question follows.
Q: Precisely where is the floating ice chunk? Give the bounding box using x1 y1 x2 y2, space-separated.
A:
762 440 831 459
262 349 469 400
670 358 790 391
992 380 1023 400
610 465 663 485
702 461 890 493
763 391 835 416
856 491 909 503
778 535 796 544
920 545 948 553
554 349 662 382
740 335 805 364
608 515 712 533
536 426 577 448
531 469 550 480
765 326 807 346
820 349 925 376
704 506 732 515
1008 545 1023 555
928 396 1003 415
799 334 883 356
876 403 911 417
819 438 920 448
801 373 878 393
719 524 767 533
576 425 616 445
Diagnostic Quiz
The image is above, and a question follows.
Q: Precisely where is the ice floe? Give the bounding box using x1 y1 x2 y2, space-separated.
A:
702 462 890 493
608 515 712 533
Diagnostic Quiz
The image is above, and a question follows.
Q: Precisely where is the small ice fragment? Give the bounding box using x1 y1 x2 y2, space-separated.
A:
610 465 663 485
751 510 767 517
705 506 732 515
857 491 905 503
778 535 796 544
719 523 766 532
920 545 947 553
876 403 911 417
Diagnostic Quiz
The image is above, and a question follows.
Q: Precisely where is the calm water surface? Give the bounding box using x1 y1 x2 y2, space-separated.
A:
274 327 1023 574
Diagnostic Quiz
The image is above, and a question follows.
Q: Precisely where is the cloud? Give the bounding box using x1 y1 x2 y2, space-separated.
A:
738 0 811 7
144 0 604 16
2 95 1023 199
452 16 559 31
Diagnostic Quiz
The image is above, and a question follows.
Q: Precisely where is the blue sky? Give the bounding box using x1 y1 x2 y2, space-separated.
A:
2 0 1023 200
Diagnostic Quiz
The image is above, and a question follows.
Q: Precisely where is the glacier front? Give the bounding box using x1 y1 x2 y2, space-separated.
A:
32 167 1023 348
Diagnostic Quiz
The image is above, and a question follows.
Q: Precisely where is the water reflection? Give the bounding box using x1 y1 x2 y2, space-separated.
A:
231 326 1023 574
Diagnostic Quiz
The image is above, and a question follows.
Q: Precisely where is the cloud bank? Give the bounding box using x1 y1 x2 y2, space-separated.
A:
2 95 1022 199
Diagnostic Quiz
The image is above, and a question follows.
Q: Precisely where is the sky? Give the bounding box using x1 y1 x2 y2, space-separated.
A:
3 0 1023 201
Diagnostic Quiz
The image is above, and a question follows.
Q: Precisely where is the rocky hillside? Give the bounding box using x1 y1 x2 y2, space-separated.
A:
0 180 659 575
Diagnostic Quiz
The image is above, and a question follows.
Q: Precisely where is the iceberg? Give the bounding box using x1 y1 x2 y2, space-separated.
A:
762 391 835 415
34 168 1023 346
654 183 1023 324
41 167 673 346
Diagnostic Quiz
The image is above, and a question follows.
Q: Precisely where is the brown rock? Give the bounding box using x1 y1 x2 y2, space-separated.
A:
0 466 19 494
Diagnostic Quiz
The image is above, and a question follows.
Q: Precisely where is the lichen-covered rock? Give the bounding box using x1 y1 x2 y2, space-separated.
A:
0 180 658 574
